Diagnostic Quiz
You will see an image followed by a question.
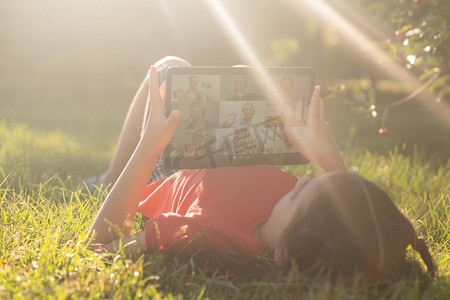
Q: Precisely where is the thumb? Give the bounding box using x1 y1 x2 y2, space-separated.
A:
165 110 181 134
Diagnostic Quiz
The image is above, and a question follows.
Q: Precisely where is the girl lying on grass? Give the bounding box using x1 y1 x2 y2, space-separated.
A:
85 58 435 279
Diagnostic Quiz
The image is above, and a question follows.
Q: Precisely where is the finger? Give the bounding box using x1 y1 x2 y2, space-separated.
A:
159 81 167 115
165 110 181 135
306 86 321 128
319 97 325 124
149 66 163 113
159 81 166 102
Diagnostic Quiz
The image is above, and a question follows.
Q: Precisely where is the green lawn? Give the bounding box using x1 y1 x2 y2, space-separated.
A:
0 100 449 299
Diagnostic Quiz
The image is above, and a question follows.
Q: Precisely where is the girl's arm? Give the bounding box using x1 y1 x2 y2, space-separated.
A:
86 66 181 249
286 86 347 173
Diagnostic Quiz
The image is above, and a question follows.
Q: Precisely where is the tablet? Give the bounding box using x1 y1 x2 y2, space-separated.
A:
163 66 315 169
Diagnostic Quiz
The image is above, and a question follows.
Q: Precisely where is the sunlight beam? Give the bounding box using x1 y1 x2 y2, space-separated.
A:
205 0 262 67
287 0 450 130
204 0 287 106
158 0 187 54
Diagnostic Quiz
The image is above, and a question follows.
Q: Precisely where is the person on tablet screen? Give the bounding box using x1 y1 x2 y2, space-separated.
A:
227 77 257 101
84 56 435 280
183 129 212 157
280 102 306 127
185 76 206 102
280 76 298 103
279 76 308 121
183 102 215 130
232 127 260 158
222 103 256 129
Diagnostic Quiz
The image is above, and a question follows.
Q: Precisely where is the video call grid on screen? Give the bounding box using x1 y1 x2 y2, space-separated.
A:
163 67 315 169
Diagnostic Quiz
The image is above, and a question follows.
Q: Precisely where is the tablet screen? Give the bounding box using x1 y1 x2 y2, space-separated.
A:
163 66 314 169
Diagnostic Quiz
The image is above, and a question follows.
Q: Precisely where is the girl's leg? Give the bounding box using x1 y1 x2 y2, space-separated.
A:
96 74 149 188
97 56 191 189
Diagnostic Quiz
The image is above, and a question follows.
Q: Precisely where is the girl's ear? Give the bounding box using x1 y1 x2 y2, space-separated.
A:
274 246 289 266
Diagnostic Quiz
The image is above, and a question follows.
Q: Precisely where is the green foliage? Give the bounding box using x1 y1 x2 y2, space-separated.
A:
323 80 450 162
325 0 450 134
362 0 450 103
270 38 301 65
1 146 449 299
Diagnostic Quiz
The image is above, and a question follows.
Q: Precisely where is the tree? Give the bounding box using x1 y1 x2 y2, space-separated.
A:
368 0 450 101
330 0 450 133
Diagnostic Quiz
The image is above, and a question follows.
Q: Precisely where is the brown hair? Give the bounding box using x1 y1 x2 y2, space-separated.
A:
277 172 435 279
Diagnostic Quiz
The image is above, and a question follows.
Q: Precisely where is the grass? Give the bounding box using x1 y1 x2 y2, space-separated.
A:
0 100 449 299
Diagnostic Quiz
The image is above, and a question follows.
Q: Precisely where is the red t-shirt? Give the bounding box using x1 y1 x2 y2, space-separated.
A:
137 165 298 255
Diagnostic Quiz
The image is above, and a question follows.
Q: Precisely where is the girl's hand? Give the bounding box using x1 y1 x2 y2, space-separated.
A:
285 86 346 172
141 66 181 156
